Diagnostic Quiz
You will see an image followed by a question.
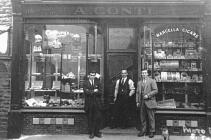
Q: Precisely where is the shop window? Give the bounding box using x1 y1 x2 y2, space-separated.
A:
142 23 205 110
23 24 99 108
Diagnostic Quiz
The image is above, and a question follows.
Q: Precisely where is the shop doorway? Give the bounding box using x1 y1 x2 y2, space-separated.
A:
104 25 139 128
104 52 138 128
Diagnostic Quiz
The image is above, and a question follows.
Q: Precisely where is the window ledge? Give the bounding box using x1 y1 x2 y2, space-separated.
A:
12 108 85 113
156 109 206 115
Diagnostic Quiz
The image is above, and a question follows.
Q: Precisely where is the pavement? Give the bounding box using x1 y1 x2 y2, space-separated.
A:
9 134 209 140
5 127 211 140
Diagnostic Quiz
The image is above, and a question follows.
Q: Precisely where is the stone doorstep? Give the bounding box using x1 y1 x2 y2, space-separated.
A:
101 127 138 135
0 131 7 138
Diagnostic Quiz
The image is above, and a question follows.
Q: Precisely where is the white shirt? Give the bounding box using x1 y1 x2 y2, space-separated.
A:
89 79 94 86
114 78 135 98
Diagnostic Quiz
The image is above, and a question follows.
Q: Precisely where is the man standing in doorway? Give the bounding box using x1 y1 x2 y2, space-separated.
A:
83 71 103 139
112 69 135 129
136 69 158 138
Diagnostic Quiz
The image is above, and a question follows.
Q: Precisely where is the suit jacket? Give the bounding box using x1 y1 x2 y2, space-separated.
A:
83 78 103 112
136 77 158 109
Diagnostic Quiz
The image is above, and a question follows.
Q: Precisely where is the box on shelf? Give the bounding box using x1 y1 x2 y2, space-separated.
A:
52 81 60 90
154 49 166 59
31 81 43 90
157 99 176 109
160 61 179 69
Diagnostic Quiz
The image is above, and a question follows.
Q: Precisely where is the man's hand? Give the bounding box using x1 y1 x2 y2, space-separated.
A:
136 103 140 107
129 92 133 97
94 89 99 92
114 97 117 102
143 94 149 99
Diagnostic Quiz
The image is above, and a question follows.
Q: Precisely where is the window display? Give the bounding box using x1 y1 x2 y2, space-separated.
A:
23 24 101 108
143 23 205 110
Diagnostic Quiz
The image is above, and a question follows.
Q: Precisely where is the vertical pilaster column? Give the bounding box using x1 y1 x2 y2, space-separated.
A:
8 0 23 138
204 0 211 136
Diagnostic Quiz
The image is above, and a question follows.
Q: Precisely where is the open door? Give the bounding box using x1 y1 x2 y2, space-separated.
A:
104 25 139 127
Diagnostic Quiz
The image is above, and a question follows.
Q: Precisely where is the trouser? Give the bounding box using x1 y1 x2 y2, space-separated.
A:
139 102 155 133
87 104 102 134
112 94 130 127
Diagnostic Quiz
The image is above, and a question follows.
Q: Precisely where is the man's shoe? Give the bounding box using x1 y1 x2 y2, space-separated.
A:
89 133 94 139
95 132 102 138
110 125 117 129
137 131 145 137
120 125 127 129
149 132 154 138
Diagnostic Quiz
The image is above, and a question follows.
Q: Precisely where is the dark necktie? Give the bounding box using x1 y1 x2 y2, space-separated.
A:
121 79 124 85
92 80 94 86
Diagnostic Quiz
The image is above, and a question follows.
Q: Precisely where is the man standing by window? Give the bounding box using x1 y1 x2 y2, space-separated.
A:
136 69 158 138
83 71 103 139
111 69 135 129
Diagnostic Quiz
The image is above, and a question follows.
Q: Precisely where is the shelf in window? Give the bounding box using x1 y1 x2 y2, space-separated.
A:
156 81 203 83
146 58 202 60
144 46 196 49
155 109 206 115
31 73 42 76
31 73 61 77
72 89 84 93
25 89 57 92
61 91 84 94
149 69 202 72
26 54 87 59
158 92 186 95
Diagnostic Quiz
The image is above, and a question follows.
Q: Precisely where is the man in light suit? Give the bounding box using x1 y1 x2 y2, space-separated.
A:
83 71 103 139
136 69 158 138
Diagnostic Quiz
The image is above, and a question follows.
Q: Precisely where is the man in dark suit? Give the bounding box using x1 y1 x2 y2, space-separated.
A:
83 71 103 139
112 69 135 129
136 69 158 138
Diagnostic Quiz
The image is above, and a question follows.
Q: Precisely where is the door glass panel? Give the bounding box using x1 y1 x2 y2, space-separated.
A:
109 28 136 50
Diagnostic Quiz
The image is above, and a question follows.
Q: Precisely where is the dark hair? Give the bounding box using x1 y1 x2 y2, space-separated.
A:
121 69 128 74
89 70 96 74
141 69 149 73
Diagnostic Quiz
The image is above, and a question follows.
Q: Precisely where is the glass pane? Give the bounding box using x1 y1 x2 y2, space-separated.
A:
88 28 103 76
0 31 9 55
109 28 136 50
24 24 94 108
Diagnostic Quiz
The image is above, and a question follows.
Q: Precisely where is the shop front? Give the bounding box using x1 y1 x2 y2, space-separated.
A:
8 0 211 138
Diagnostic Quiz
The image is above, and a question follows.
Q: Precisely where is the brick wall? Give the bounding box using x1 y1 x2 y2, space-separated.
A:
155 114 207 135
0 0 12 138
22 112 88 135
0 73 11 138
